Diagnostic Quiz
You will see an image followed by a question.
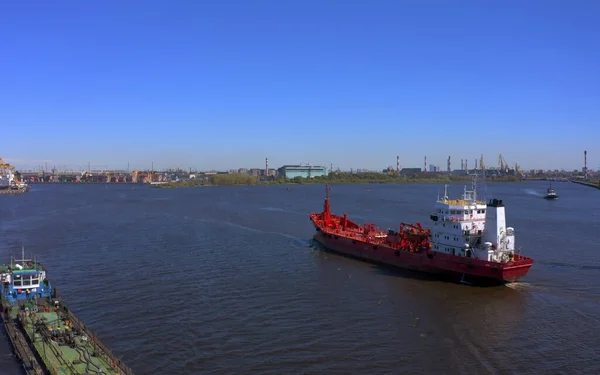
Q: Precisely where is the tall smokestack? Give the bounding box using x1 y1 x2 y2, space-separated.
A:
396 156 400 173
475 159 478 170
447 156 451 172
461 159 463 170
465 159 468 171
265 157 269 177
424 156 427 172
584 150 588 177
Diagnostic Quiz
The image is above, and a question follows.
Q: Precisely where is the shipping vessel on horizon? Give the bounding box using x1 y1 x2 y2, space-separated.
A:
309 176 534 285
0 168 29 193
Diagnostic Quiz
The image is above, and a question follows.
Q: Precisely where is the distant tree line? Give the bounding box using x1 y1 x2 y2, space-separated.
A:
156 171 522 188
272 172 521 185
209 173 259 186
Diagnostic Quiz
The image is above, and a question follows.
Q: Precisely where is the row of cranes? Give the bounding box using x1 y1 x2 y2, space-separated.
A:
460 153 524 177
386 154 525 178
459 153 524 178
453 153 523 177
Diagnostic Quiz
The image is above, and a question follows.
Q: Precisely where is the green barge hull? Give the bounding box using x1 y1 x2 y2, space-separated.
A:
2 292 135 375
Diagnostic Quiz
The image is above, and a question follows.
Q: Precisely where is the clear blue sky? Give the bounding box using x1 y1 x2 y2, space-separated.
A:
1 0 598 171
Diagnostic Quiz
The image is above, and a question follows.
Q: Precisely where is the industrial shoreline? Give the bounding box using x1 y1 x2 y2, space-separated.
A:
152 176 533 189
7 176 581 189
3 151 595 190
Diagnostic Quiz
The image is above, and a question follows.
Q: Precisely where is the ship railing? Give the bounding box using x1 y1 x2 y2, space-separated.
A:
3 308 44 375
61 303 135 375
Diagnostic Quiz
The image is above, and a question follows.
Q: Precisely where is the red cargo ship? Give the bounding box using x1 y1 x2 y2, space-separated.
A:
309 180 533 285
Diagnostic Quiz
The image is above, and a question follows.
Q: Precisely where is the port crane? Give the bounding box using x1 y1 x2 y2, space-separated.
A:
498 154 509 174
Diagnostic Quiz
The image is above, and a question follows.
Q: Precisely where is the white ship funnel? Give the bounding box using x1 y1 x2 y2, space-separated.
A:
482 199 506 249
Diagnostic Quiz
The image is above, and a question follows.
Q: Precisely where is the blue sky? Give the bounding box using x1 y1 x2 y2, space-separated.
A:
1 0 598 171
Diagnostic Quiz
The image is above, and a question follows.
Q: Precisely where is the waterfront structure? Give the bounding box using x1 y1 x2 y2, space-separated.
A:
277 165 328 179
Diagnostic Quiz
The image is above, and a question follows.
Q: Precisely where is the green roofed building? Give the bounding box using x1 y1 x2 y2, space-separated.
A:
277 165 328 179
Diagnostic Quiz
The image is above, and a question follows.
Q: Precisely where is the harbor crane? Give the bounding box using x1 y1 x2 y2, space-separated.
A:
498 154 509 174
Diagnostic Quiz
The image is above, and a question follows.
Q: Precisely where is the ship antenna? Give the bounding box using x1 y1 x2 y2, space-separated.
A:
323 184 332 223
472 172 478 203
480 170 488 202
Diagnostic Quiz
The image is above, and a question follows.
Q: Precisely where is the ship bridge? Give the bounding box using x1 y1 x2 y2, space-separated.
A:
433 184 487 223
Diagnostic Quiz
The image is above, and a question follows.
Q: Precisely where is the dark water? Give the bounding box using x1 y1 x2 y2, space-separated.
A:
1 181 599 375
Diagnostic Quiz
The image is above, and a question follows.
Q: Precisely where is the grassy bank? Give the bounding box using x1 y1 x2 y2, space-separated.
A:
570 179 600 190
154 172 523 188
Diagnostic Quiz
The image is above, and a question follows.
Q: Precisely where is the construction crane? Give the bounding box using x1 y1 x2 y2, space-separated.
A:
498 154 509 174
0 157 15 172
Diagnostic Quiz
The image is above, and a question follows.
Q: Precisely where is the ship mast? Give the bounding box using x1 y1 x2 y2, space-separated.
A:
472 173 478 203
323 184 332 224
15 245 31 264
461 173 479 203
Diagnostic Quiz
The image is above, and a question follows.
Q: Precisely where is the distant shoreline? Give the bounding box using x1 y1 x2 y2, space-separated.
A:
153 175 527 189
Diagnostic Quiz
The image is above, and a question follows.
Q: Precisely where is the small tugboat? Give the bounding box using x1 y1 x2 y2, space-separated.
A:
309 176 534 285
1 248 135 375
543 183 558 200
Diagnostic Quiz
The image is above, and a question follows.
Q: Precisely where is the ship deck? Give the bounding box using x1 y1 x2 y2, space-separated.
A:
10 306 124 375
0 263 44 273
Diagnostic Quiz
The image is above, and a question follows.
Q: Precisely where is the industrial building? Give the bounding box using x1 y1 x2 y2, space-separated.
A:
277 165 328 179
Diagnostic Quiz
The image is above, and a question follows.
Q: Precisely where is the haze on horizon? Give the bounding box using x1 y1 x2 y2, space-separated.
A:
1 1 598 172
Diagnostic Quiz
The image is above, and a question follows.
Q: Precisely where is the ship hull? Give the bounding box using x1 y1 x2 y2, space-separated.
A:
312 230 532 286
2 297 52 375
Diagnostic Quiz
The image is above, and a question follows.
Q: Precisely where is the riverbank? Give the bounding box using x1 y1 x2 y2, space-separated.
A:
153 173 523 188
570 179 600 190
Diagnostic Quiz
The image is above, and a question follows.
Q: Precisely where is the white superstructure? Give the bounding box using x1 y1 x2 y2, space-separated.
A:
0 167 28 190
429 176 516 263
0 169 14 188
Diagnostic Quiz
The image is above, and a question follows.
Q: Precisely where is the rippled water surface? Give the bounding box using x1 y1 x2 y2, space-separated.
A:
1 181 599 374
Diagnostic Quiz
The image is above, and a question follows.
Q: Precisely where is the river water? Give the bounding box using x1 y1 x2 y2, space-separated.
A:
1 181 599 375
